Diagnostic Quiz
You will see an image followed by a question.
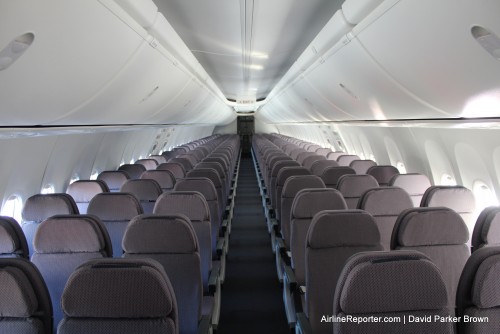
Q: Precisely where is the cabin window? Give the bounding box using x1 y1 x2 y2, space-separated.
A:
41 184 55 194
396 161 407 174
90 170 99 180
440 174 457 186
473 180 498 212
1 195 23 223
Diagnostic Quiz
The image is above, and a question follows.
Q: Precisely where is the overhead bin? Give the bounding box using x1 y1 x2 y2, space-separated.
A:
341 0 385 25
116 0 159 29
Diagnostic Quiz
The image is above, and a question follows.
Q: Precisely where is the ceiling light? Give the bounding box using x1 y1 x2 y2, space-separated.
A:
247 64 264 70
251 52 269 59
472 26 500 60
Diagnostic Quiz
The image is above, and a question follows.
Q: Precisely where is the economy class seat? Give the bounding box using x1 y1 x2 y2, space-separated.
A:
117 164 147 180
349 159 377 174
66 180 109 214
326 151 347 161
296 210 382 334
389 173 432 207
391 207 470 309
471 206 500 252
57 258 179 334
0 258 52 334
87 193 143 257
122 215 212 334
366 165 400 186
31 215 112 331
274 167 311 223
157 162 186 180
148 154 167 164
315 147 332 157
169 157 194 173
331 251 454 334
320 166 355 189
336 174 378 209
97 170 130 192
0 216 29 259
135 158 159 170
120 179 163 214
21 193 79 256
302 154 327 171
310 159 339 176
140 169 176 192
456 246 500 334
336 154 360 167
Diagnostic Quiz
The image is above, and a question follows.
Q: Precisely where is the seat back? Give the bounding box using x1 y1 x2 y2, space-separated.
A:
117 164 146 179
296 152 315 165
135 158 159 170
302 155 326 170
306 210 382 334
389 173 431 206
140 170 176 192
421 185 476 233
120 179 163 214
456 246 500 334
336 174 379 209
21 194 79 256
391 207 470 308
58 258 178 334
337 154 360 166
471 206 500 252
97 170 130 192
290 188 348 285
366 165 400 186
154 191 212 291
269 160 301 208
169 157 194 172
0 216 29 259
315 148 332 157
187 168 224 215
275 167 311 221
333 251 454 333
32 215 112 330
0 258 52 334
148 155 167 165
326 151 346 161
280 176 325 249
157 162 186 179
123 215 201 334
196 162 227 191
320 166 355 189
66 180 109 213
310 160 339 176
358 187 413 249
87 193 143 257
349 159 377 174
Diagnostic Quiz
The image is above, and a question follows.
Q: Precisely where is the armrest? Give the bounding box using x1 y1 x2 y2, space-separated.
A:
197 314 212 334
295 313 313 334
208 266 220 295
221 219 228 234
216 238 224 258
283 265 297 292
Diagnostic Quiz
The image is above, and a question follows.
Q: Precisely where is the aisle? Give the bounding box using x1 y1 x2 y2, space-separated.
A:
217 156 289 334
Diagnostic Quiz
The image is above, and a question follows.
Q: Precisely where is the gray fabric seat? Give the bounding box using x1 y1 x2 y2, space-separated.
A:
320 166 356 189
269 160 301 209
58 258 178 334
0 216 29 258
391 207 470 308
120 179 163 214
456 246 500 334
290 188 348 287
196 162 228 195
421 185 476 234
326 151 347 161
135 158 159 170
66 180 109 214
302 155 326 171
117 164 147 179
157 162 186 180
349 159 377 174
302 210 383 334
32 215 112 332
337 154 360 166
140 170 176 192
148 155 168 164
315 148 332 156
169 157 194 173
0 258 53 334
336 174 379 209
367 165 400 186
471 206 500 252
87 193 143 257
296 152 316 165
310 160 339 176
275 167 311 222
332 251 454 333
122 215 205 334
389 173 432 207
187 169 225 216
358 187 413 249
97 171 130 192
21 194 79 256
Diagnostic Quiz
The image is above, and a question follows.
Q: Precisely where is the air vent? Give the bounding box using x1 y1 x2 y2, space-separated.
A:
0 32 35 71
472 26 500 60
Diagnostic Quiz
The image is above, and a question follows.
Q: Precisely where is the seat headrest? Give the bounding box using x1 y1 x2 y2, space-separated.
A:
118 164 147 179
335 251 448 314
22 194 79 222
282 176 325 198
310 160 339 176
336 174 379 196
173 178 217 201
97 171 130 191
87 193 143 221
366 165 400 185
0 217 28 257
421 186 475 213
358 187 413 214
34 215 108 254
120 179 163 201
66 180 109 202
472 206 500 250
0 266 38 316
321 167 356 186
307 210 380 249
276 167 310 185
123 214 198 254
472 254 500 308
156 163 186 179
393 207 469 247
140 170 176 190
187 168 222 186
349 159 377 174
337 155 360 166
135 158 159 170
292 189 347 219
61 258 176 318
154 191 210 221
302 155 326 169
271 161 300 176
389 173 431 195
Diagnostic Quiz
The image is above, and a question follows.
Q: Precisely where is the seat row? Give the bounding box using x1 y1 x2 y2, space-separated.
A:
0 134 241 334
